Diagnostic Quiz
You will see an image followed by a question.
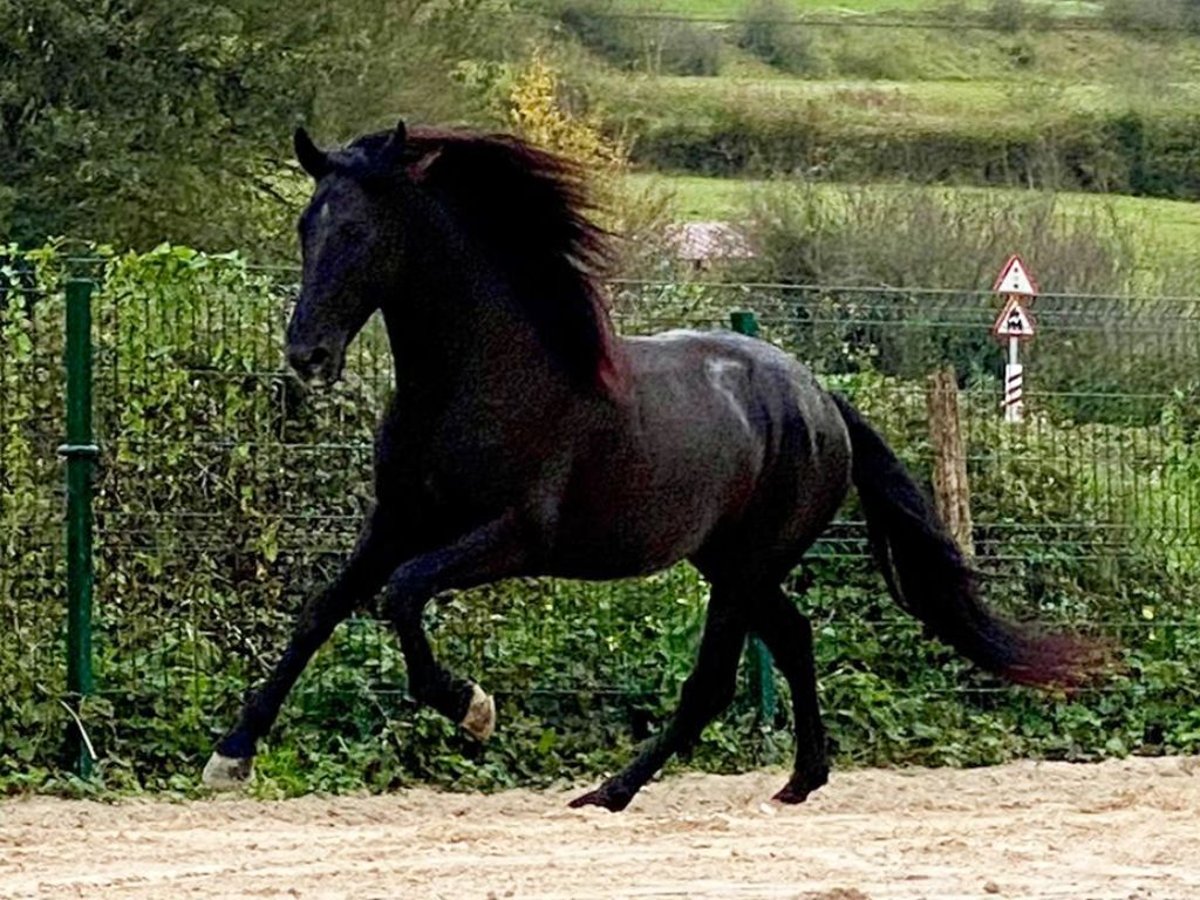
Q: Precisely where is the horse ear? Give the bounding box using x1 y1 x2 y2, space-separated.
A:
294 127 331 180
380 120 408 167
407 148 442 183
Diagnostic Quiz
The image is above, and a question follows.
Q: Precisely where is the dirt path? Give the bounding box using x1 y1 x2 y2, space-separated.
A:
3 757 1199 899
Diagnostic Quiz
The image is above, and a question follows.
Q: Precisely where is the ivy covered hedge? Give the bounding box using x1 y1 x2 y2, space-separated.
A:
2 244 1199 798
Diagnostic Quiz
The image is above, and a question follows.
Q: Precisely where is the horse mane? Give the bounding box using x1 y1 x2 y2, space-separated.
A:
339 126 628 399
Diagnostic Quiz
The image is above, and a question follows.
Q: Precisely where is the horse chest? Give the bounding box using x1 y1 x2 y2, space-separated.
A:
375 426 542 514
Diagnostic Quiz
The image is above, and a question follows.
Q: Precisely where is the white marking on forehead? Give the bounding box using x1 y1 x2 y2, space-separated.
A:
707 358 751 434
317 202 332 223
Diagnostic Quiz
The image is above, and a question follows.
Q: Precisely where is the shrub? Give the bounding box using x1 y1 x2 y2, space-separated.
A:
986 0 1029 33
6 236 1200 796
553 0 722 75
738 0 820 75
744 183 1136 294
615 94 1200 202
828 30 921 80
653 21 723 77
1102 0 1191 33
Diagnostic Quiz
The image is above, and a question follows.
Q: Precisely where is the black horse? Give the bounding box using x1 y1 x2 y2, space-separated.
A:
203 122 1100 811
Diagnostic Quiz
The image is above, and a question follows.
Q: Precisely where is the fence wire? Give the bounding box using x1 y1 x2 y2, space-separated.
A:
4 261 1200 782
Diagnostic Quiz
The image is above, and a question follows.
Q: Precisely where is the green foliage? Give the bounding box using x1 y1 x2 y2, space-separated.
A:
609 91 1200 201
812 370 1200 766
1102 0 1200 33
3 244 1200 799
1 245 70 786
552 0 723 75
0 3 312 250
737 0 820 75
0 0 518 254
744 183 1136 293
985 0 1032 32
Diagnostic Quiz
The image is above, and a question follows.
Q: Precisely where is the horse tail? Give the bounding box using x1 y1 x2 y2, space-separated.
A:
829 392 1105 687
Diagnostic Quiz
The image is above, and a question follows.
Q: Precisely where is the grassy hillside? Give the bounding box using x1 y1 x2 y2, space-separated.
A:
628 172 1200 283
549 0 1200 288
602 76 1200 132
551 8 1200 193
556 2 1200 81
602 0 1097 17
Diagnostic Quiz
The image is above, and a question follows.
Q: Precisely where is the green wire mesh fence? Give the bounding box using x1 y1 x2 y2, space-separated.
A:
4 249 1200 788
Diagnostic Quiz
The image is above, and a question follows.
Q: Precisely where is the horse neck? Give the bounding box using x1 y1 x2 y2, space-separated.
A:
379 204 568 409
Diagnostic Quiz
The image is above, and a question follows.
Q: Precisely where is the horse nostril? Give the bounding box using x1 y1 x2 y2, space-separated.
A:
287 345 330 377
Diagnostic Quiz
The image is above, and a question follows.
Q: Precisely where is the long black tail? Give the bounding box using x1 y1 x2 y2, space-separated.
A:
831 393 1104 686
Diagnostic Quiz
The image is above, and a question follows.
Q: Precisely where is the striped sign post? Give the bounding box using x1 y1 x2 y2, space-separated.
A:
1003 362 1024 424
991 256 1038 424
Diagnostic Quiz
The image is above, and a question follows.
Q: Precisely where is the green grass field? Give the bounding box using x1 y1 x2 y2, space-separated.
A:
602 0 1099 18
604 0 955 14
561 0 1200 286
628 172 1200 271
601 75 1200 133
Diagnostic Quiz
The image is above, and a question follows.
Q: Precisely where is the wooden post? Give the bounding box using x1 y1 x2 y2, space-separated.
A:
925 366 974 558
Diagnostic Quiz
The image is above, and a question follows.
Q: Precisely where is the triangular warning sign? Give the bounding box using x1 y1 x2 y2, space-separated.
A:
992 295 1036 340
992 254 1039 297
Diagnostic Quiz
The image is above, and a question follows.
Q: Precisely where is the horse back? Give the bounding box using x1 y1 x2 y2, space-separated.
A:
547 330 851 580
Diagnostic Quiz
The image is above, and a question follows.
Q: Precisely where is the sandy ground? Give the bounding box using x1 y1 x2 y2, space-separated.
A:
3 757 1200 899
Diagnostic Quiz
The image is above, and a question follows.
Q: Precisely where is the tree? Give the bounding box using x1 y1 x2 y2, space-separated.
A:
0 0 520 255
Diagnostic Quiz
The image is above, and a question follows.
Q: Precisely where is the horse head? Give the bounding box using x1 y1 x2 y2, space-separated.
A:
287 121 421 383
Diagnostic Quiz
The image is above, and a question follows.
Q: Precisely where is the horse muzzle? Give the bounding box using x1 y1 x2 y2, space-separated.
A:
286 342 344 384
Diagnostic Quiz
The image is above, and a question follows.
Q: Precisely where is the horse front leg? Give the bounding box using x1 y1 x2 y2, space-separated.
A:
202 505 400 789
382 509 543 740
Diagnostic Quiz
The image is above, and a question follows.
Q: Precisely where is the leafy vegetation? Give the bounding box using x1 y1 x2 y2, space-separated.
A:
737 0 819 75
0 0 520 254
550 0 723 75
594 78 1200 201
4 243 1200 797
629 174 1200 264
6 0 1200 800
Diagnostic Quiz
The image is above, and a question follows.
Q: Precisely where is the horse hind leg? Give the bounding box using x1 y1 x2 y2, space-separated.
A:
569 582 750 812
750 584 829 803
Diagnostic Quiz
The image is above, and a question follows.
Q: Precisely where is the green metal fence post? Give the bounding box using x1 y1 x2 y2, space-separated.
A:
729 310 777 725
60 278 99 777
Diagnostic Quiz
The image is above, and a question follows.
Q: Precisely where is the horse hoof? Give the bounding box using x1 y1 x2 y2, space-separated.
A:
460 684 495 742
772 783 811 804
202 752 254 790
773 770 827 805
568 786 632 812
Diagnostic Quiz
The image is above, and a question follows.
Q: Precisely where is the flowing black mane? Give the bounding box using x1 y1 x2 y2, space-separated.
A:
336 127 627 397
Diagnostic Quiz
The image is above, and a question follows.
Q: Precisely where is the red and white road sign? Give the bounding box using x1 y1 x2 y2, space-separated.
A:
992 295 1036 340
992 254 1039 298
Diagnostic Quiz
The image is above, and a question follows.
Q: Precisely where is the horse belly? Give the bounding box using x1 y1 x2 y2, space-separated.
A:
548 446 757 580
546 513 705 580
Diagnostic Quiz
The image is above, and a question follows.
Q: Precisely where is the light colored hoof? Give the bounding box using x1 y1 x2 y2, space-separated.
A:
460 684 496 742
202 752 254 790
